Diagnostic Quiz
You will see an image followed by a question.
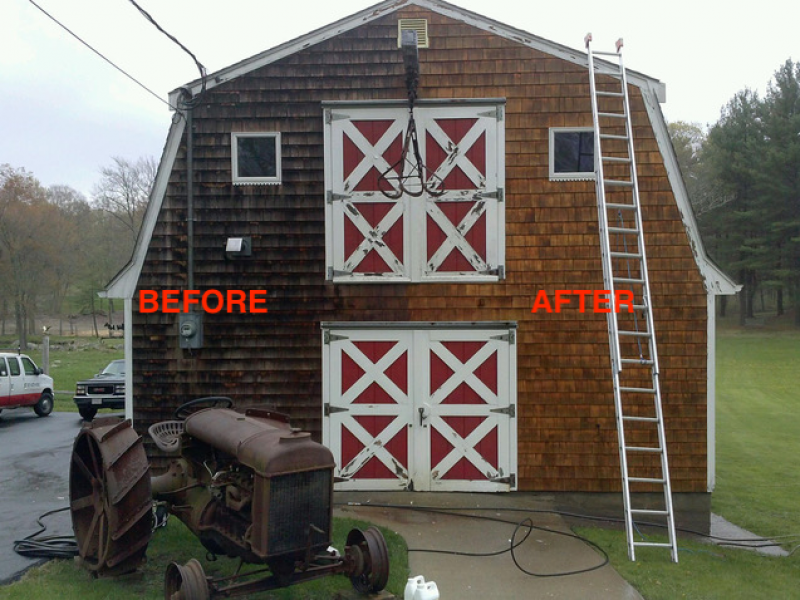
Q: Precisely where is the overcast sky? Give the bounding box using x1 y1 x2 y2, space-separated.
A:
2 0 798 197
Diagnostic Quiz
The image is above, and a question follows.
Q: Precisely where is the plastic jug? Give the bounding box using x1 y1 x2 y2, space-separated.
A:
413 581 440 600
404 575 426 600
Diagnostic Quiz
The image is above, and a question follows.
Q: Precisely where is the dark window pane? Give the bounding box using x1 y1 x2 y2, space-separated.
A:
554 131 594 173
8 358 20 376
237 136 277 178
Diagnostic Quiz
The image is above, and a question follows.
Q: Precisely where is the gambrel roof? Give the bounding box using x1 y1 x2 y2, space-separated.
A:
104 0 738 298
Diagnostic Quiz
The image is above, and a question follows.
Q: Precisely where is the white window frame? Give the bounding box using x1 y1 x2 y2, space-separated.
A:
549 127 595 182
231 132 282 185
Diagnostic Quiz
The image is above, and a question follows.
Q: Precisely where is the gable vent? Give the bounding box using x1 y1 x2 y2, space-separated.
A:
398 19 429 48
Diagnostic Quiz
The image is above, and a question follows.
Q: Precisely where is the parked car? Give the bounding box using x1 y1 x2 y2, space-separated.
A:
73 359 125 421
0 352 54 417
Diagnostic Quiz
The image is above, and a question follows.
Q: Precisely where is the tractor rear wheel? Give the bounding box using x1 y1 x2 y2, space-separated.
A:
69 418 153 576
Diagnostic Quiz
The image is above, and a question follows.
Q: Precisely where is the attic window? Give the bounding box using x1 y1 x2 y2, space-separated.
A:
398 19 429 48
549 127 595 181
232 132 282 185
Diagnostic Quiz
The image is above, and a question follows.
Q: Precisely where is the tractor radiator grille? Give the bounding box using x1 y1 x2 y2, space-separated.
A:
265 469 332 556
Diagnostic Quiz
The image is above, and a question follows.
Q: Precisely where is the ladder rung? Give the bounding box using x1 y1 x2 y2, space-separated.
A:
633 541 674 548
596 91 625 97
630 509 670 516
619 387 656 394
609 251 642 259
623 415 659 423
632 304 648 311
592 50 621 57
613 277 645 284
618 330 651 338
598 112 627 119
600 134 629 141
604 179 634 187
620 359 654 366
602 156 631 164
607 226 639 235
629 477 666 484
606 202 636 211
625 446 662 453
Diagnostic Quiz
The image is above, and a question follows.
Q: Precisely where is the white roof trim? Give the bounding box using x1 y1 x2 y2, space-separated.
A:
640 90 739 296
103 116 186 299
169 0 665 107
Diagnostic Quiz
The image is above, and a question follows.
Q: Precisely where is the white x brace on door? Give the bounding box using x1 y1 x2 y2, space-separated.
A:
322 323 517 492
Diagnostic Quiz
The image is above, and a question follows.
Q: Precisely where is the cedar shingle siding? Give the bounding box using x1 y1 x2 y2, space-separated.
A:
134 7 707 493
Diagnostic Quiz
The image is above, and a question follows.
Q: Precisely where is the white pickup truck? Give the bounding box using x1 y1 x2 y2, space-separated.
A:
0 352 54 417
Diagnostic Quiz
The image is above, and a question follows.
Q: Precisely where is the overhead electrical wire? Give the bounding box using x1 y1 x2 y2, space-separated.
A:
26 0 175 110
126 0 207 104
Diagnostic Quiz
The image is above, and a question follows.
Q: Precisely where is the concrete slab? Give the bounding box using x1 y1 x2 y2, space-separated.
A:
335 492 643 600
710 513 789 557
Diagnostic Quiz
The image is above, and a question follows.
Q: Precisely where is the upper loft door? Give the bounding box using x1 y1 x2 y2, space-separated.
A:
324 100 505 283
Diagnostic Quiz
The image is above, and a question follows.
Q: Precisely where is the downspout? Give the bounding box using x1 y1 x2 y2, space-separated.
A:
181 89 195 291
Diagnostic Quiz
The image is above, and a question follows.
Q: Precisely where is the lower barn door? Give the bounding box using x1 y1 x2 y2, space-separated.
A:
323 324 516 492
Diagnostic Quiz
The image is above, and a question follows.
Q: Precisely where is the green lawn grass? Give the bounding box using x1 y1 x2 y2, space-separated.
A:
578 527 799 600
579 324 800 598
712 328 800 539
0 517 407 600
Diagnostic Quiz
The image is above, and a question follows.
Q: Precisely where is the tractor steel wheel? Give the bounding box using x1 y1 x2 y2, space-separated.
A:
69 418 152 576
346 526 390 594
164 559 210 600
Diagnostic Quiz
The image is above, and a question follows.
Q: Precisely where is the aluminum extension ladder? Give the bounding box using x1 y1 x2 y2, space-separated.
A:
584 34 678 562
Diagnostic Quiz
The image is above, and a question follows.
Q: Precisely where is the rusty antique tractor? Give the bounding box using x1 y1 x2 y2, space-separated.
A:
68 397 389 599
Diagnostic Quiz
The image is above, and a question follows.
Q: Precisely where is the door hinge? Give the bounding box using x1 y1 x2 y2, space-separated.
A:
491 330 515 344
490 403 515 418
326 191 348 204
481 188 504 202
490 473 515 486
327 267 353 280
324 404 349 415
478 106 504 121
325 110 350 124
323 331 348 344
480 265 505 278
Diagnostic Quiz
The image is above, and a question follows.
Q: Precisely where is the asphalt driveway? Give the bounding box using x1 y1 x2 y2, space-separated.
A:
0 409 83 584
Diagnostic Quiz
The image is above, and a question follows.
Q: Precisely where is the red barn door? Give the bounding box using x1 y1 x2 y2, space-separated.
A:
323 324 516 492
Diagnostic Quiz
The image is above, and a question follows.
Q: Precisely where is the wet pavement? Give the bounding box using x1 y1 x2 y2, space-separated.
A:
335 492 645 600
0 409 82 584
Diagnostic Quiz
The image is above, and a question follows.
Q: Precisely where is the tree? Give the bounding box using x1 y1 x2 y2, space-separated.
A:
0 165 52 347
92 156 156 244
668 121 734 216
704 89 768 324
46 185 91 316
760 60 800 324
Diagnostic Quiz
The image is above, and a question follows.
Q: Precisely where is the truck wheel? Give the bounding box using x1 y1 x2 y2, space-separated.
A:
70 418 152 576
34 392 54 417
79 406 98 421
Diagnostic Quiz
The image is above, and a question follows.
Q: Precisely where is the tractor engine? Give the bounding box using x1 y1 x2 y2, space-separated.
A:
152 407 334 569
69 400 389 599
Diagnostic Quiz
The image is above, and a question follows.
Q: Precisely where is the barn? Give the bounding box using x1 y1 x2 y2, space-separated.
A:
104 0 737 529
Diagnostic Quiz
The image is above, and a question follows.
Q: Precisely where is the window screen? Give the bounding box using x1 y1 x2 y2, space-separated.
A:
549 128 595 180
232 132 281 185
